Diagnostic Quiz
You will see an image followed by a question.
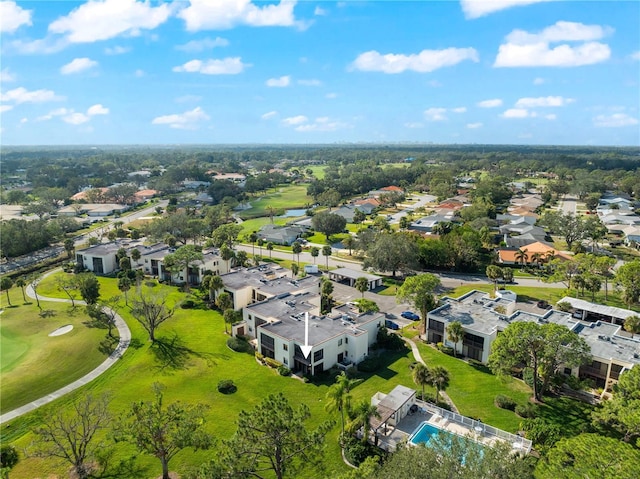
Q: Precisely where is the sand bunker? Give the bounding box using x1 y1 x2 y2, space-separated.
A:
49 324 73 337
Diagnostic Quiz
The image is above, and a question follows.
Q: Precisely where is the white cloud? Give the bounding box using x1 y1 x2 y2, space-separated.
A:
175 37 229 52
178 0 299 31
515 96 574 108
63 112 90 125
460 0 553 19
8 37 68 54
593 113 639 127
48 0 172 43
152 106 210 129
60 57 98 75
477 98 503 108
282 115 308 126
501 108 536 118
351 47 479 74
134 69 145 77
427 80 442 87
295 116 350 132
266 75 291 87
314 6 328 16
630 51 640 61
261 110 278 120
172 58 249 75
424 107 448 121
87 104 109 116
297 79 322 86
533 77 545 85
466 122 483 129
545 114 557 120
104 45 131 55
404 122 424 129
36 107 70 121
0 105 14 113
0 68 16 82
452 107 467 113
495 21 612 67
20 117 27 123
0 87 64 104
0 1 32 33
325 92 338 99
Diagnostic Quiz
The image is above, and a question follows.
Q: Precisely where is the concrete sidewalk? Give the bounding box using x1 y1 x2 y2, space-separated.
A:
0 270 132 424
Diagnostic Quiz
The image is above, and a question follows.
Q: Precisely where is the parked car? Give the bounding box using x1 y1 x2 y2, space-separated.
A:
385 319 400 330
536 300 552 310
401 311 420 321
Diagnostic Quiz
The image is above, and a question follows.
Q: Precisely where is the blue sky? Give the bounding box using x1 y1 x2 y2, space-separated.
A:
1 0 638 146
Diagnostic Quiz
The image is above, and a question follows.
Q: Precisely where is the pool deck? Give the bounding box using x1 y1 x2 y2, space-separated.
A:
375 400 530 454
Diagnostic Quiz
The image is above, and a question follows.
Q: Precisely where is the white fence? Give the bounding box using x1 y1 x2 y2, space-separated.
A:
417 399 533 454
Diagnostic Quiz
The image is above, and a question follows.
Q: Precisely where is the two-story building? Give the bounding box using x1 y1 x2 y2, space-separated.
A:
238 292 385 375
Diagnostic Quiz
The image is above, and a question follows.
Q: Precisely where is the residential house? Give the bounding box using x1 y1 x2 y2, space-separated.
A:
426 290 640 388
408 213 457 234
242 293 385 375
133 189 157 203
76 239 143 275
258 224 308 245
497 241 571 265
137 245 230 284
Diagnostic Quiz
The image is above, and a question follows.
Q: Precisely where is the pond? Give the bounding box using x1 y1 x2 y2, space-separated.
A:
282 208 308 217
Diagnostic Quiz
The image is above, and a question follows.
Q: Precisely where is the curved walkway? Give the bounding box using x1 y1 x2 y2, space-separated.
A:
0 269 131 424
403 336 459 414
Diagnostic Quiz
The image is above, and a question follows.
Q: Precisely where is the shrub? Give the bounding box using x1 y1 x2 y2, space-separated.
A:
556 301 572 312
181 299 196 309
515 403 538 419
494 395 516 411
255 352 264 362
264 357 282 369
277 365 292 376
436 343 455 356
227 337 253 353
217 379 237 394
357 356 382 372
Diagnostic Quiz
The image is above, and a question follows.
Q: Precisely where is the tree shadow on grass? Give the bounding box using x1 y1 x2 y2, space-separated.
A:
94 451 150 479
151 333 220 372
536 396 595 436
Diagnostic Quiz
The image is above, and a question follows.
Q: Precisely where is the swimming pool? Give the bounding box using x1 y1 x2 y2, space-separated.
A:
409 421 454 446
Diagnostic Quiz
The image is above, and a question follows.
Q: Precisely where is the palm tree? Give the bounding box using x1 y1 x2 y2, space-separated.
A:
446 321 464 357
624 315 640 339
118 276 132 306
216 293 233 333
310 246 319 264
0 276 13 307
291 263 299 278
486 265 502 291
430 366 450 402
292 241 302 266
514 248 529 267
248 232 258 256
266 205 276 224
355 277 369 298
322 245 332 271
325 372 362 439
257 238 264 257
266 242 274 259
204 275 223 302
412 363 431 401
15 277 27 303
349 400 381 445
342 235 355 255
530 252 543 269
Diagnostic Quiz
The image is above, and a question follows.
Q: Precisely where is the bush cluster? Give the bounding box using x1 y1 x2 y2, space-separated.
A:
436 343 455 356
494 395 517 411
264 357 282 369
357 356 382 372
217 379 237 394
515 403 538 418
226 337 253 353
277 365 291 376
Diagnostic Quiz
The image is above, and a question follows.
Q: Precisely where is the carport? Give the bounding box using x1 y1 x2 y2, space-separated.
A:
328 268 383 290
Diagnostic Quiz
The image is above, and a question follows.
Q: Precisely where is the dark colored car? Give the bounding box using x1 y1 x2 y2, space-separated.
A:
536 300 552 310
401 311 420 321
385 319 400 330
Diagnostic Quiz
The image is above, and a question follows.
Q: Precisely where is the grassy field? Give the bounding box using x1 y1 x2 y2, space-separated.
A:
0 290 115 414
305 165 327 179
238 185 313 220
3 272 605 478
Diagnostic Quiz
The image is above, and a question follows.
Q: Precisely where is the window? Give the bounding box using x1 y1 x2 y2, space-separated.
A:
283 358 288 365
345 337 348 344
428 319 444 333
338 339 343 346
260 333 274 349
283 344 288 351
314 349 324 362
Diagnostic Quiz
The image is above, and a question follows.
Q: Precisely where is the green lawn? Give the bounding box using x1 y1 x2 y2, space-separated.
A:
306 165 327 179
0 290 115 414
238 185 313 220
3 272 602 478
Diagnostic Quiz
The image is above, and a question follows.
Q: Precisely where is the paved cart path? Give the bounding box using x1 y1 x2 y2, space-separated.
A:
0 269 131 424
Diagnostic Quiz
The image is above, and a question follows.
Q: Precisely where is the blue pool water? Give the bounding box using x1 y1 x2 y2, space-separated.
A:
409 422 453 446
282 208 308 217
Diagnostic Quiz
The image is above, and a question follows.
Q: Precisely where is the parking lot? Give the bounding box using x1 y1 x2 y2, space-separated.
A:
328 277 418 329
